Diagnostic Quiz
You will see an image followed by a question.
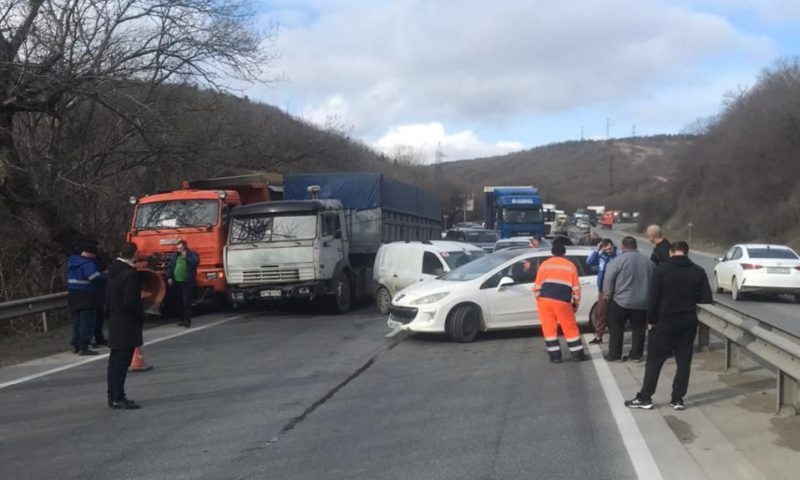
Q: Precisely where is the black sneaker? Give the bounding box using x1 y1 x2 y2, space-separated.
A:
670 398 685 410
109 399 141 410
624 396 654 410
588 338 602 344
79 349 99 356
604 355 623 362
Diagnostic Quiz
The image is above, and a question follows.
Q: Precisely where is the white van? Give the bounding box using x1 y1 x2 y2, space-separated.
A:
373 240 485 313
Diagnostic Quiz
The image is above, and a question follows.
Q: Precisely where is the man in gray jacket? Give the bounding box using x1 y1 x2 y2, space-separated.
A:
603 236 654 361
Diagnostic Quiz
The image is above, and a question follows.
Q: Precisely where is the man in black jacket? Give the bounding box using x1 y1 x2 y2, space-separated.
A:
106 242 144 410
625 241 712 410
646 224 672 265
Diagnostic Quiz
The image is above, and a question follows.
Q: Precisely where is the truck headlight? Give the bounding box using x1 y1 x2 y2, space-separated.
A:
411 292 450 305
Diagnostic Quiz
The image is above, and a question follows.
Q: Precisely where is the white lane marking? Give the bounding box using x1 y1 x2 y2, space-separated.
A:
0 315 244 390
587 340 664 480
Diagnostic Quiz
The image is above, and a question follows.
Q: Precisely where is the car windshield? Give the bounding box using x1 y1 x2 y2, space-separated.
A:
135 200 219 229
442 250 486 269
440 250 520 282
466 230 499 243
502 207 543 224
230 214 317 243
746 247 799 259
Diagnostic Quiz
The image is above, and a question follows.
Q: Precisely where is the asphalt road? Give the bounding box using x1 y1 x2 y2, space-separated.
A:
597 225 800 336
0 309 638 480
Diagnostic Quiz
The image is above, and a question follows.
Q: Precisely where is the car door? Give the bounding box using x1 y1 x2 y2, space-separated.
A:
566 254 598 321
482 256 539 328
421 251 446 282
319 212 343 280
393 246 422 292
715 247 735 288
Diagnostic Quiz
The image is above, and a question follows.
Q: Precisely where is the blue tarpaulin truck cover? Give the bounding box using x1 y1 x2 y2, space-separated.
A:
284 173 441 220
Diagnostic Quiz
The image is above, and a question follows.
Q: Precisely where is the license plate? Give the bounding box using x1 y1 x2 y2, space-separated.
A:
260 290 282 298
767 267 790 274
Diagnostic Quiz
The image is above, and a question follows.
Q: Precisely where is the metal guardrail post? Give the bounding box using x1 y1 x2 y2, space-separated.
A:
777 372 800 415
724 338 740 371
697 323 710 352
41 312 48 333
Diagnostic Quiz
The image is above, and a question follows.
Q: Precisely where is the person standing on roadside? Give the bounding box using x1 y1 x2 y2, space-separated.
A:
166 240 199 327
625 241 712 410
533 243 587 363
586 238 618 344
646 224 672 265
603 236 653 362
106 242 144 410
67 243 105 355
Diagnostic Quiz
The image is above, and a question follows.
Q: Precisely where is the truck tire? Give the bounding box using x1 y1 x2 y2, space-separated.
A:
375 286 392 315
331 271 352 314
448 305 480 343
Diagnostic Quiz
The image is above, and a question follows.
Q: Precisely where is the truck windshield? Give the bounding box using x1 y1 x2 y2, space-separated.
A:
135 200 219 229
230 214 317 243
502 207 543 224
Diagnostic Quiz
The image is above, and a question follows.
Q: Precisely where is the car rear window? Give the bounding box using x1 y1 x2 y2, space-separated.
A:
746 248 799 259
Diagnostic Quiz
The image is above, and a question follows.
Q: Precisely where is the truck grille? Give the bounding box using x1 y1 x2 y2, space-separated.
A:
389 306 419 324
229 264 315 284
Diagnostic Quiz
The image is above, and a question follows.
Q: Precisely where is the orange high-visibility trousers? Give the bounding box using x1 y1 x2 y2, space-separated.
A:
537 297 584 359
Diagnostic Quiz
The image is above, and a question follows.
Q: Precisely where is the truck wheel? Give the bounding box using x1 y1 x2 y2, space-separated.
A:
448 305 480 343
331 271 352 314
375 286 392 314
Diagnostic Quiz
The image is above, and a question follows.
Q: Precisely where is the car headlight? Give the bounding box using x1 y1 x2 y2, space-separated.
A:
411 292 450 305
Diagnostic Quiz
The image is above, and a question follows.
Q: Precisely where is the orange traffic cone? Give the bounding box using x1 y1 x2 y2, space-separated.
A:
128 347 153 372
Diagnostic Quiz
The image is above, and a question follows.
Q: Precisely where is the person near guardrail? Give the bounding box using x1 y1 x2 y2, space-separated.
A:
602 236 653 362
625 241 712 410
166 240 199 328
106 242 144 410
646 224 672 265
67 243 106 355
533 243 588 363
586 239 618 344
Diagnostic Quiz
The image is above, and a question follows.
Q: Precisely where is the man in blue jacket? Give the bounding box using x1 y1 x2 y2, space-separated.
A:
586 238 617 344
67 243 106 355
166 240 199 327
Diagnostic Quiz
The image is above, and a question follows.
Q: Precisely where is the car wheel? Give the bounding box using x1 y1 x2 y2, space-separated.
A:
587 302 597 334
731 277 742 301
714 273 723 294
448 304 480 343
331 271 352 314
375 286 392 314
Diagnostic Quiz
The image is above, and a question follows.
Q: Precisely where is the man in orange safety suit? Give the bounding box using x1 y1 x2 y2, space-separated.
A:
533 243 588 363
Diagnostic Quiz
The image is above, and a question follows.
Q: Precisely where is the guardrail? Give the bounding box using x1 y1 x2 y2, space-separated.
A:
697 303 800 415
0 292 68 332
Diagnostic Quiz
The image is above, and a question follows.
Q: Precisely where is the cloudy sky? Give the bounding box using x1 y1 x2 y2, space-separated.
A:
247 0 800 161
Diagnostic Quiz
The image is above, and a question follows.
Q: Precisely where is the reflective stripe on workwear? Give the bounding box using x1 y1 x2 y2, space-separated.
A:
545 339 560 352
567 338 584 352
67 279 91 285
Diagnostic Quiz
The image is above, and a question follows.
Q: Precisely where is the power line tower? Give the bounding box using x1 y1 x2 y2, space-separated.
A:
434 143 446 182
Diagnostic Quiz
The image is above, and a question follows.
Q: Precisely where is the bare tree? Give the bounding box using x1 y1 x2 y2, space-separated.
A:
0 0 276 246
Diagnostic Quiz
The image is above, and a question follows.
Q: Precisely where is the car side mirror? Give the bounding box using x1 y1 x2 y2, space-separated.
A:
497 276 514 290
333 230 342 239
717 257 724 262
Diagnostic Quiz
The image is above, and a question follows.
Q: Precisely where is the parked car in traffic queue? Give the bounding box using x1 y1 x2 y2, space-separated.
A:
444 228 500 252
387 247 599 342
713 244 800 302
493 236 551 252
373 240 485 314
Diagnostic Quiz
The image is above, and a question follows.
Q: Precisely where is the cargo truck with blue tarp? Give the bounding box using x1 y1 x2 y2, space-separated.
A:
224 173 442 313
483 186 546 239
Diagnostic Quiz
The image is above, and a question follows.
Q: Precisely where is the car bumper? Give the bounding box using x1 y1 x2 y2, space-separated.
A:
387 304 448 333
740 273 800 294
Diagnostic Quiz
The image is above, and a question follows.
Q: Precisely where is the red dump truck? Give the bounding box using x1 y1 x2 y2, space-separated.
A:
127 174 282 314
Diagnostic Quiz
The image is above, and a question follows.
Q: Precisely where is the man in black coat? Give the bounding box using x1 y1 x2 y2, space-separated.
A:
106 242 144 410
625 240 712 410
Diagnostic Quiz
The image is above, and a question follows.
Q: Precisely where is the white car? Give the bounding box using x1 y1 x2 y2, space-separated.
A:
387 247 598 342
373 241 485 314
493 236 551 252
713 244 800 302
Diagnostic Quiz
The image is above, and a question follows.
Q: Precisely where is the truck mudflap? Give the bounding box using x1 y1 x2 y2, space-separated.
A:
228 281 327 304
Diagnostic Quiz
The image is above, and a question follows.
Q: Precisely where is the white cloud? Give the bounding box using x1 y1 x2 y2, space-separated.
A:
373 122 522 161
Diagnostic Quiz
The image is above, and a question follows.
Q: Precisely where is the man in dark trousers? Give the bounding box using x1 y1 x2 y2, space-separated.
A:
166 240 199 327
603 236 653 362
106 242 144 410
625 241 712 410
646 224 672 265
67 243 105 355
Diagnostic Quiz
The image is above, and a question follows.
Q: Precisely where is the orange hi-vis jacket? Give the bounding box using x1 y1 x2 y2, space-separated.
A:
533 256 581 306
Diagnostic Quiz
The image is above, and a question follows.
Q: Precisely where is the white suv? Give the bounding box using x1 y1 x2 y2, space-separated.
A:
373 241 485 313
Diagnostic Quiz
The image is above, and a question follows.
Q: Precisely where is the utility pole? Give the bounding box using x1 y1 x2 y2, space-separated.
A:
434 143 445 183
606 117 611 140
631 124 637 138
580 125 584 141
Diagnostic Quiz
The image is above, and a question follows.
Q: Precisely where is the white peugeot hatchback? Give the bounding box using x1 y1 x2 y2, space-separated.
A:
387 247 598 342
713 244 800 302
